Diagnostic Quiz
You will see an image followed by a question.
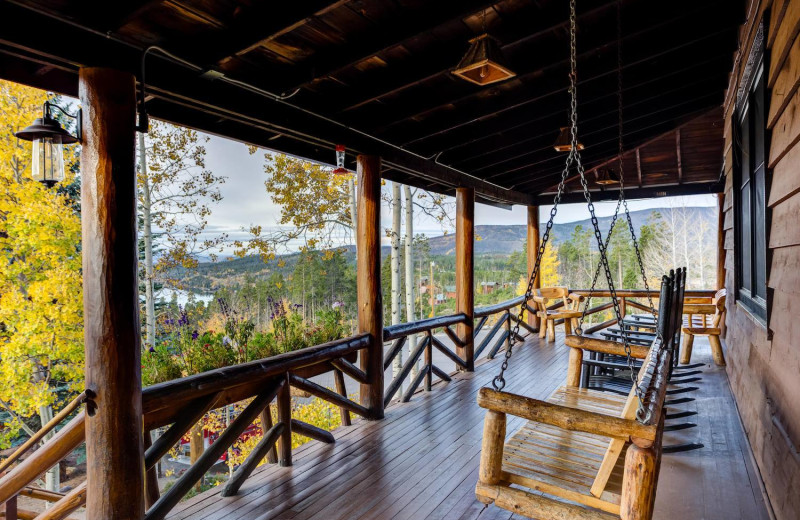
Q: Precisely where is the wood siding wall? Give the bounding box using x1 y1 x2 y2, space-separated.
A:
722 1 800 518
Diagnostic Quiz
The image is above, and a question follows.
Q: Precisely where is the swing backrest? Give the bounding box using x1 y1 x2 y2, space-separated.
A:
589 270 677 497
534 286 578 310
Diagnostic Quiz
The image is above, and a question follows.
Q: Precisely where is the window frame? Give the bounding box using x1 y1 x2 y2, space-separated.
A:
732 21 770 325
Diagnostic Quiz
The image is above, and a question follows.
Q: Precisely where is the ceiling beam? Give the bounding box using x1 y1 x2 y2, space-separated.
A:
203 1 349 67
0 1 532 206
329 0 620 114
676 129 683 184
531 181 724 205
276 0 505 93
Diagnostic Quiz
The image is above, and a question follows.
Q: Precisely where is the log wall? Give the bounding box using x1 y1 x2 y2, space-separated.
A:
722 2 800 518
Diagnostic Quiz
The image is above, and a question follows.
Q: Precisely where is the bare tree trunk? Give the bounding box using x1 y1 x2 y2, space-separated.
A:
138 132 156 349
38 405 59 492
349 176 358 243
390 183 403 396
404 185 419 381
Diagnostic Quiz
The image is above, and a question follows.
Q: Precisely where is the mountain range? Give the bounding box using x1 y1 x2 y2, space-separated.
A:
174 207 716 292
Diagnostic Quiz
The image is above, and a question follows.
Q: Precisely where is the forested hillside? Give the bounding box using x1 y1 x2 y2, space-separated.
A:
171 206 718 296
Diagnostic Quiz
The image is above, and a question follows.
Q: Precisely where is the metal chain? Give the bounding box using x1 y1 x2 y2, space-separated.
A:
492 0 649 422
577 1 656 332
491 0 579 392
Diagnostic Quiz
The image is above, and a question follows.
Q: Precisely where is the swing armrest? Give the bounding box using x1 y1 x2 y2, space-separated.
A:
567 292 584 304
564 335 650 359
478 388 656 441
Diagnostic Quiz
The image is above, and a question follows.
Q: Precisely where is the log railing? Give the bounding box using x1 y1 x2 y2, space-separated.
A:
569 289 716 333
0 334 371 520
382 314 469 406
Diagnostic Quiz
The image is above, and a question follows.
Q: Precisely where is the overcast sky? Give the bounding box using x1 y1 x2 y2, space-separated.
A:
201 133 717 255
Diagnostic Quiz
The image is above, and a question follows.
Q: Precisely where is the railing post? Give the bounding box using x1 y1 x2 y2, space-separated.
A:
425 330 433 391
356 155 385 420
277 373 292 466
2 494 16 520
79 67 144 520
456 187 475 370
527 205 541 330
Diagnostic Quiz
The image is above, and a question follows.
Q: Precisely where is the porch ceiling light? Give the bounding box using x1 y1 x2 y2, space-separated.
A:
553 127 585 152
453 34 516 86
15 101 81 187
594 168 620 186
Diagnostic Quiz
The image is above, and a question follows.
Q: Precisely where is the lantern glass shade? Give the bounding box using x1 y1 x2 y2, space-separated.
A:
594 168 620 186
453 34 516 86
553 127 585 152
32 136 65 187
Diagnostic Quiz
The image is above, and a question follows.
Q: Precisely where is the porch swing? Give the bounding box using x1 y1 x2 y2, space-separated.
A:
474 2 683 518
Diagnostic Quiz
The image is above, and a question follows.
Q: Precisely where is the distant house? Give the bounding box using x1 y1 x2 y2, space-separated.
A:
444 285 456 299
480 281 499 295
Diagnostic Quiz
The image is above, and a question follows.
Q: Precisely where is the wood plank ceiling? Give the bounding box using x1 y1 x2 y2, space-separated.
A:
0 0 744 205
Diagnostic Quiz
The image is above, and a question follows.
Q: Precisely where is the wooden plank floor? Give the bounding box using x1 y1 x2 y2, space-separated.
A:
168 333 770 520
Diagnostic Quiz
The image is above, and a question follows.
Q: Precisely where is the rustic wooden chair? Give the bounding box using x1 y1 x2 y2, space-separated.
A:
533 286 584 342
680 288 726 366
476 272 677 520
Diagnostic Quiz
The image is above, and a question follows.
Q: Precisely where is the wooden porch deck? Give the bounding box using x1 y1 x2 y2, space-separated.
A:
167 333 770 520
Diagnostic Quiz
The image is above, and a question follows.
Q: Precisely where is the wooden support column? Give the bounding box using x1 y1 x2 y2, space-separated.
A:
356 155 384 420
456 187 475 370
527 205 541 330
79 67 144 520
716 193 725 290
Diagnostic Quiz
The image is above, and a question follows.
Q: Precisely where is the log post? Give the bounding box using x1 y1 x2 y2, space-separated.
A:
716 193 725 291
277 373 292 467
621 438 658 520
356 155 384 420
455 187 475 370
79 67 144 520
478 410 506 490
567 347 583 387
716 193 726 337
527 206 541 330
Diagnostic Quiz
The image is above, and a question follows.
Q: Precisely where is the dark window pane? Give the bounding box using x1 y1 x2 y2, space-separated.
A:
741 109 751 184
753 77 766 169
754 166 767 299
741 186 751 292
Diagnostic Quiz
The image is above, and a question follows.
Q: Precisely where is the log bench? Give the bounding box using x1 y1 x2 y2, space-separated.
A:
476 272 678 520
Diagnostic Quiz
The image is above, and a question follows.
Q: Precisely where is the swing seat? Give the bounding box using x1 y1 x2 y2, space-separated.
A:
476 273 679 520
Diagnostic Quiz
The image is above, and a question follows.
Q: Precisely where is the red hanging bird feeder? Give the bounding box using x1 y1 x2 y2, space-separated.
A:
332 144 349 175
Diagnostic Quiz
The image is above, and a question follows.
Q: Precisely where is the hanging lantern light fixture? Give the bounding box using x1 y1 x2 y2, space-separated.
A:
594 168 620 186
453 34 516 86
332 144 349 175
553 127 584 152
15 101 81 187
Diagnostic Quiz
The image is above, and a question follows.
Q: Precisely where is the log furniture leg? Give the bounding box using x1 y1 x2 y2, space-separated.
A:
709 335 726 366
621 440 658 520
680 333 694 365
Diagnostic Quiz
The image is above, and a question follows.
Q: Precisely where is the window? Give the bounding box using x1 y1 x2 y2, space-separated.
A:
733 28 768 322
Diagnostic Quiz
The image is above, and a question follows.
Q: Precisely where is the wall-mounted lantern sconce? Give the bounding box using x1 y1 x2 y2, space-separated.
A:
15 101 82 187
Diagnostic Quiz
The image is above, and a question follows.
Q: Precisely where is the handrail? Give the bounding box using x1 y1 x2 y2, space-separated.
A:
383 313 468 340
142 333 370 416
0 392 86 475
474 296 527 318
0 413 85 505
571 289 714 298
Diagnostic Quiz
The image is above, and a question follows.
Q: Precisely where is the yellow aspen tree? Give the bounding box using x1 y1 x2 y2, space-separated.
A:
0 81 83 491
